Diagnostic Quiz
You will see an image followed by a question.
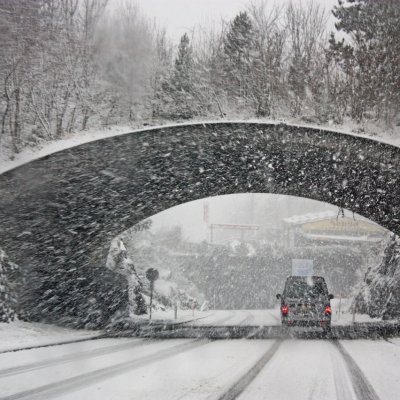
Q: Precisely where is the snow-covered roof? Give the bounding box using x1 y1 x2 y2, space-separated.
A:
283 211 339 225
283 210 381 227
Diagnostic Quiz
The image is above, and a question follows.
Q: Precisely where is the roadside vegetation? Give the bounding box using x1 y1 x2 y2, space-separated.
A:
1 0 399 158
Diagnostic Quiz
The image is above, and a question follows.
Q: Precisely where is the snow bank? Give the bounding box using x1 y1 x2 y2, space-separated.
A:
0 125 133 174
0 321 101 352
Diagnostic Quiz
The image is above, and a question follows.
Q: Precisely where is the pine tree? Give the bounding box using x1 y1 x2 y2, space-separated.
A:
162 33 199 119
329 0 400 125
220 12 254 106
173 33 193 93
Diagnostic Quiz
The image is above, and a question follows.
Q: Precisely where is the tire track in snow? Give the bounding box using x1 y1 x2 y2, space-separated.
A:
0 338 146 378
332 341 381 400
214 340 282 400
0 340 210 400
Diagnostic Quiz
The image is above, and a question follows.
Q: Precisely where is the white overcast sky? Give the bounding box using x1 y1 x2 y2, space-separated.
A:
136 0 339 43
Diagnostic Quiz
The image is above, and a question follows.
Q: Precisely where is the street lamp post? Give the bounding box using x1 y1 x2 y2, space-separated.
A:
146 268 159 320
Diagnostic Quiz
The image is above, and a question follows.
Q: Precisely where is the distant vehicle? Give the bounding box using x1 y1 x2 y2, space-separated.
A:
276 276 334 335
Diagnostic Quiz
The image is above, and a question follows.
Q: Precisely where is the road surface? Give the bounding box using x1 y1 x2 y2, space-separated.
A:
1 314 399 400
151 301 378 327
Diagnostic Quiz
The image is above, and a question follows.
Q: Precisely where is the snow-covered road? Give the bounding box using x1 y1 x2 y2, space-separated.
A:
189 309 280 326
1 336 399 400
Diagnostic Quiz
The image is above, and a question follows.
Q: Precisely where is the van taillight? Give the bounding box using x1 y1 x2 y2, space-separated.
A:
281 305 289 314
324 305 332 314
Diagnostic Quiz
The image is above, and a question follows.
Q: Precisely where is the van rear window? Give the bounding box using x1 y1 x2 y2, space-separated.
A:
284 280 328 298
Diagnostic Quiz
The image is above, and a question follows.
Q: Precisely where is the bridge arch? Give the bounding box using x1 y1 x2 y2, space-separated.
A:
0 122 398 324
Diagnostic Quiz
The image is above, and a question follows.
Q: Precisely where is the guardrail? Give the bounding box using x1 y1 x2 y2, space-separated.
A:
107 321 400 340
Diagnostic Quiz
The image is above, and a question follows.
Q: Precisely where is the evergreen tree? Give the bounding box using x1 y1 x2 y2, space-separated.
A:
173 33 194 93
19 259 128 329
162 33 198 119
220 12 254 106
329 0 400 125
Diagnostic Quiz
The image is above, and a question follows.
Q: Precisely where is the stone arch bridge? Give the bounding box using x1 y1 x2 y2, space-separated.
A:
0 122 398 325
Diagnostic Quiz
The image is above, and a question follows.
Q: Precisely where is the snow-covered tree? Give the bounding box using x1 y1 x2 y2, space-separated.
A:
107 239 146 315
160 33 200 119
221 11 254 107
356 235 400 319
285 1 327 117
329 0 400 125
150 29 173 119
247 2 285 117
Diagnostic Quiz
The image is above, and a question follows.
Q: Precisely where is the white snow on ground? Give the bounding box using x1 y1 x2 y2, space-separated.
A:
142 308 213 324
238 340 358 400
0 339 191 398
340 339 400 400
2 337 399 399
0 338 140 370
330 298 383 325
0 321 101 352
54 340 277 400
135 308 280 326
190 309 281 326
1 119 398 175
389 338 400 346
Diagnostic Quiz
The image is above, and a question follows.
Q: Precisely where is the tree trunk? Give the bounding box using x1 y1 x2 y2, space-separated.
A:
82 108 90 130
11 87 21 154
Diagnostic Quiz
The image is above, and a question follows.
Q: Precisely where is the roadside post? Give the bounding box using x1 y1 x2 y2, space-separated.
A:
191 300 196 317
146 268 159 320
352 297 357 325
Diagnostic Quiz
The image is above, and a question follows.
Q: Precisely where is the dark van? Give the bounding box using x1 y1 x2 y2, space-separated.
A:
276 276 334 335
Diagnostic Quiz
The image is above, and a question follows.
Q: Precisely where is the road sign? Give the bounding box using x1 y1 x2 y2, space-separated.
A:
146 268 159 282
292 259 314 276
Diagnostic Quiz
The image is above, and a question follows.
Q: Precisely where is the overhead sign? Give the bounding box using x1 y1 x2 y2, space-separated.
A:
292 259 314 276
302 218 385 234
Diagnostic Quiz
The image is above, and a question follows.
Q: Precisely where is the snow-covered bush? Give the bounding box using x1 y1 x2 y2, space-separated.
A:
356 235 400 319
107 238 147 315
0 249 18 323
